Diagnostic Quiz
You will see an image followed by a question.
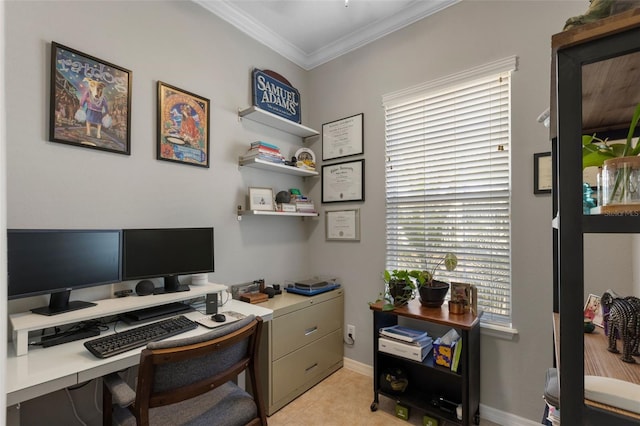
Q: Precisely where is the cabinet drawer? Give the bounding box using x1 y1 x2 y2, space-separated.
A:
272 329 342 404
271 296 343 360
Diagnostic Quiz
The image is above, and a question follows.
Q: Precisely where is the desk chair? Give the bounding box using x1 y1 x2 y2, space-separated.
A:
102 315 267 426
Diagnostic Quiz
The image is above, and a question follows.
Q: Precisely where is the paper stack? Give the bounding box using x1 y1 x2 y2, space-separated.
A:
378 325 433 362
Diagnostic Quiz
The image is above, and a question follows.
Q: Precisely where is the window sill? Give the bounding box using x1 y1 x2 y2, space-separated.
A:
480 322 518 340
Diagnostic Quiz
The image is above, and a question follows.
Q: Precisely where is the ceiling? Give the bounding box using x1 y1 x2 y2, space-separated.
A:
194 0 460 70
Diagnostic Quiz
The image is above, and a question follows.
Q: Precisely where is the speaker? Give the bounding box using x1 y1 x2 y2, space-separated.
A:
205 293 218 315
263 287 276 298
135 280 155 296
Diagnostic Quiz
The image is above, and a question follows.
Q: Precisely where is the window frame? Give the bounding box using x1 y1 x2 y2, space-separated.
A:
382 57 517 329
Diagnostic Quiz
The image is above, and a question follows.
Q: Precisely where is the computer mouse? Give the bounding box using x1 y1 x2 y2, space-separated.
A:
212 313 226 322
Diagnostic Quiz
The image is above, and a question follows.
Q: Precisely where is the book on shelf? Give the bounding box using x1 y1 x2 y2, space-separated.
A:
379 325 429 343
451 338 462 372
241 152 285 164
250 140 280 151
380 333 432 347
378 336 433 362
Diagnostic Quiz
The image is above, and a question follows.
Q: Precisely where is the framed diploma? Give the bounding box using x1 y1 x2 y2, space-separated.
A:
534 152 552 194
325 209 360 241
322 113 364 161
322 159 365 203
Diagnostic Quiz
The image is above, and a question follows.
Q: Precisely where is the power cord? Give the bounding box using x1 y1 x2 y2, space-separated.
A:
344 332 355 346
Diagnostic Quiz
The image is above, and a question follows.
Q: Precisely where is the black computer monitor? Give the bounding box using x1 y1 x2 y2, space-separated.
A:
122 227 214 294
7 229 122 315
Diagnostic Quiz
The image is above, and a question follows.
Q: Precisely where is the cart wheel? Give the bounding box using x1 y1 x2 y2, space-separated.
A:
370 402 378 412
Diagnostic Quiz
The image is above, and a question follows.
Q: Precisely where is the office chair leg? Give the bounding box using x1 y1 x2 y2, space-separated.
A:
102 380 113 426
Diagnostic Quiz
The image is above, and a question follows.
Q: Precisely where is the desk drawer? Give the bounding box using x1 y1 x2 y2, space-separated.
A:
271 295 342 360
272 329 342 404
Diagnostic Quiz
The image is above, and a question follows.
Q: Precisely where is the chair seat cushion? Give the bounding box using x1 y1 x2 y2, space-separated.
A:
113 382 257 426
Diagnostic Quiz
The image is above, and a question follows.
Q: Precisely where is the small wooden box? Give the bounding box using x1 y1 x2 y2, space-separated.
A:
239 292 269 304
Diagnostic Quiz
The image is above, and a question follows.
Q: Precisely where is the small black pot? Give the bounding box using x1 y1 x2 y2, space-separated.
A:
388 279 413 306
418 280 450 308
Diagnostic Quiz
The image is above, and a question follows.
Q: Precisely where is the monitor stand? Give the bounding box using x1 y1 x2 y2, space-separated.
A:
154 275 190 294
31 290 97 316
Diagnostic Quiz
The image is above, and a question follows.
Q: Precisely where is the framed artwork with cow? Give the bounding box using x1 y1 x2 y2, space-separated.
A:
49 42 132 155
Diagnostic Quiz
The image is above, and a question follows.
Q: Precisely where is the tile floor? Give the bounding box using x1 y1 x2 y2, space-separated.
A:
267 367 500 426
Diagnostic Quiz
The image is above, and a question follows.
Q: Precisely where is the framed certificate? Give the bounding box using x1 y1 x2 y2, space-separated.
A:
322 159 365 203
322 113 364 160
325 209 360 241
534 152 552 194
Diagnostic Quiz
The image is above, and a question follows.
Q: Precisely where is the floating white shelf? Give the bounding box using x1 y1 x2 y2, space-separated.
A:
238 157 318 177
237 210 319 219
238 106 319 138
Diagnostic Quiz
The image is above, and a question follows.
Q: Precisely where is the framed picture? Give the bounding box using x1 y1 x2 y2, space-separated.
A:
451 282 471 310
534 152 552 194
49 42 132 155
157 81 210 168
248 187 274 211
584 293 604 327
325 209 360 241
451 282 478 315
322 113 364 161
322 159 365 203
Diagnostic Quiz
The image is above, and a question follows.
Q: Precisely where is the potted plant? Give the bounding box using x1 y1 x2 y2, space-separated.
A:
382 269 416 309
582 102 640 206
411 253 458 308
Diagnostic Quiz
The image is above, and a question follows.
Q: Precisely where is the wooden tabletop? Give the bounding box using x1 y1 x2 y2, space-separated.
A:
370 298 480 330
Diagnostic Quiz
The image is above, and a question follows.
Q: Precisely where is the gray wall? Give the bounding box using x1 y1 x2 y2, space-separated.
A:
4 1 636 424
303 0 631 422
5 0 315 315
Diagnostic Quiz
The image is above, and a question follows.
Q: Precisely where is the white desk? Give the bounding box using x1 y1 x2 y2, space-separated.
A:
6 284 273 406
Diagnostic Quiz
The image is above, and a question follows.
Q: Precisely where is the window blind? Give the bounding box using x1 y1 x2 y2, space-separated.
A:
383 60 514 326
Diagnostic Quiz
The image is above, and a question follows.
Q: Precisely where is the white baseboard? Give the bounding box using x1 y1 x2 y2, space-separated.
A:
343 357 373 377
343 357 541 426
479 403 541 426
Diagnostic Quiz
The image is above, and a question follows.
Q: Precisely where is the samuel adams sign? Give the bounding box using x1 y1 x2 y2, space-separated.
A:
252 69 301 124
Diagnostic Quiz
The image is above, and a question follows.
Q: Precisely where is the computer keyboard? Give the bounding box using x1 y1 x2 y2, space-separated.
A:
83 315 197 359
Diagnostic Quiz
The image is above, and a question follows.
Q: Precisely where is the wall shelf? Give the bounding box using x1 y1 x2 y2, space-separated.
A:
239 157 318 177
237 210 318 219
238 106 319 138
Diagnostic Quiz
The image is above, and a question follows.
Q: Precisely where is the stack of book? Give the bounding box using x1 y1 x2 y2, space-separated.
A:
295 198 316 213
241 141 285 164
378 325 433 362
290 193 316 213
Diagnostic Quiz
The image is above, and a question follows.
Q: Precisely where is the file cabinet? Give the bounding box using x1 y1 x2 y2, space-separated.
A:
252 288 344 415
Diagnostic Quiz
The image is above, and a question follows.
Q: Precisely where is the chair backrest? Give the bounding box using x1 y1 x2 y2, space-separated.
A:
132 315 266 424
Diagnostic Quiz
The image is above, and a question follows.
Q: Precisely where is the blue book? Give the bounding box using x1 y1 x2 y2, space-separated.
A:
379 325 429 343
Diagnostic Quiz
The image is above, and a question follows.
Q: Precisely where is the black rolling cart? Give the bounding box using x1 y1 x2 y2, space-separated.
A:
369 298 481 425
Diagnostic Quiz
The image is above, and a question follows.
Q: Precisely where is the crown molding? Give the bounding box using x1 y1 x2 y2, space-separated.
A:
194 0 460 70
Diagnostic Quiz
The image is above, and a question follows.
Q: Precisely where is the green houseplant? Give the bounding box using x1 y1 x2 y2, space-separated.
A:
413 253 458 308
374 253 458 311
381 269 416 310
582 102 640 205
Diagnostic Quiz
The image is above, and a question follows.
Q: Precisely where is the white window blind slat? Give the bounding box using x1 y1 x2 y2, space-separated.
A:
384 63 513 327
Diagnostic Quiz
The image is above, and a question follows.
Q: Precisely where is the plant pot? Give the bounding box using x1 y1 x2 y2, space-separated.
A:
601 156 640 210
418 280 449 308
388 279 413 306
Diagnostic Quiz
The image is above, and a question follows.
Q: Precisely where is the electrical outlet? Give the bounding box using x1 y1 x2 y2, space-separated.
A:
347 324 355 341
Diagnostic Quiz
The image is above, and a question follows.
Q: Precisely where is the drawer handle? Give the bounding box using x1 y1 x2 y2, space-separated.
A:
305 363 318 373
304 326 318 336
